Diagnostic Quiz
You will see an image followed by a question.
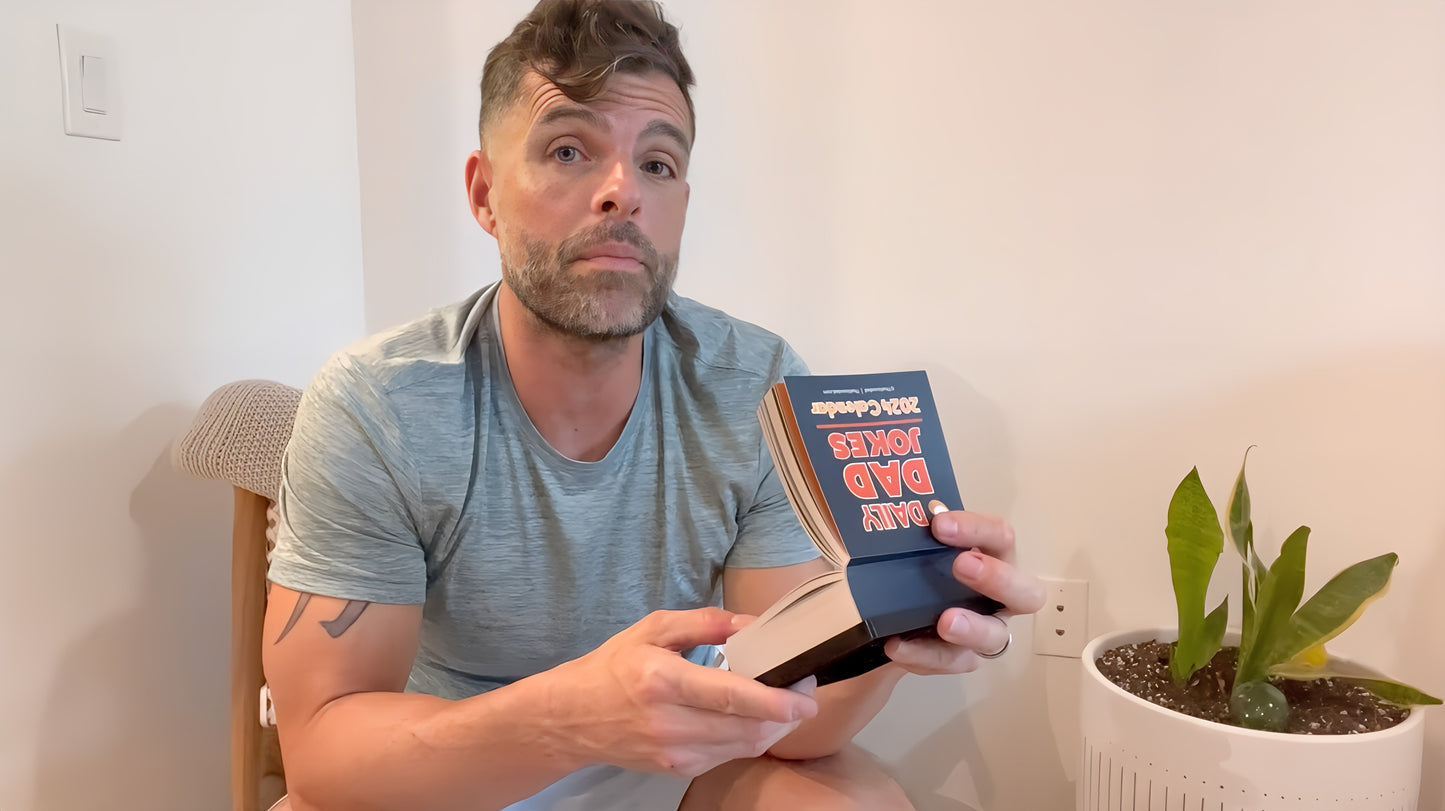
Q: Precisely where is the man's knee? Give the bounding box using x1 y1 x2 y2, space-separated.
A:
680 744 914 811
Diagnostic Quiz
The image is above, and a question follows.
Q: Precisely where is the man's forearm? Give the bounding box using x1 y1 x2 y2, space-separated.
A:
765 663 906 760
282 677 581 811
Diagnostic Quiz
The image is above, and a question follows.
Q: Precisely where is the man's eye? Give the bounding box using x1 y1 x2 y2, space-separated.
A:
642 160 674 178
554 146 580 163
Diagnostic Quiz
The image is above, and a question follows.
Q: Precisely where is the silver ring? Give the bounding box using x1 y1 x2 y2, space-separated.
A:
976 615 1011 659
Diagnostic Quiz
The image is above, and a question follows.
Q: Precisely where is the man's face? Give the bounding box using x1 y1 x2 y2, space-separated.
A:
471 70 692 340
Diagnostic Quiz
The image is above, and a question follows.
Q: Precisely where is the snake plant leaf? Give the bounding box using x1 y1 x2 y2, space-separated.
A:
1342 679 1443 706
1225 447 1266 589
1166 467 1226 683
1224 449 1267 639
1240 567 1256 643
1173 598 1230 684
1269 657 1442 706
1235 525 1310 688
1225 450 1253 561
1290 643 1329 668
1269 553 1398 667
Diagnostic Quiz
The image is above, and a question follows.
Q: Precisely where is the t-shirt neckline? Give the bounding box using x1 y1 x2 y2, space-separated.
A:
482 284 655 472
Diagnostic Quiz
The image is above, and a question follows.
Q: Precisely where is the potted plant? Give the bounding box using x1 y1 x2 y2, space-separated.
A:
1078 450 1440 811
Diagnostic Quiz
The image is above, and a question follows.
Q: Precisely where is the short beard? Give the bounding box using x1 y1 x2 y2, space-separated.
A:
501 220 677 342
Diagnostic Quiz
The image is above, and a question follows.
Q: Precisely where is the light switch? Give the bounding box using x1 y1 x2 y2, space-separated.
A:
56 24 121 141
81 55 108 114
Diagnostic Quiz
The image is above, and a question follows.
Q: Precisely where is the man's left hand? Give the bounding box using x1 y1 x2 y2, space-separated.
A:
883 510 1046 675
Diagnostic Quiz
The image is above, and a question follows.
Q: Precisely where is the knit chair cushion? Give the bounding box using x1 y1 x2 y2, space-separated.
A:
173 379 302 502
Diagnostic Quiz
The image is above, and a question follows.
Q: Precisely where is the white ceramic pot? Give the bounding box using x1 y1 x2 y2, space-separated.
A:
1079 628 1426 811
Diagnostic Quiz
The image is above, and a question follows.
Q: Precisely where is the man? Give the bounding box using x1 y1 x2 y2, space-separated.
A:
263 1 1045 809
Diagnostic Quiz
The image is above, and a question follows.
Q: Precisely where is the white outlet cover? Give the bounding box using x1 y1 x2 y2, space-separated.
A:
1033 577 1089 657
57 24 121 141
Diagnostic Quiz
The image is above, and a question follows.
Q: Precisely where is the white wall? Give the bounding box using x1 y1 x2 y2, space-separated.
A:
353 2 1445 809
0 2 367 809
351 0 507 332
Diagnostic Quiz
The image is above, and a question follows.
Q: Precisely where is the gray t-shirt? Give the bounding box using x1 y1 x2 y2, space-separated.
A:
269 282 819 699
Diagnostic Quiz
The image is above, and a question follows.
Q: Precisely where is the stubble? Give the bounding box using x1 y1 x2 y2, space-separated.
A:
501 220 677 341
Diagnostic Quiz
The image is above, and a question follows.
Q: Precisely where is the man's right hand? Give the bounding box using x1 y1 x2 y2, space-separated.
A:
536 607 819 778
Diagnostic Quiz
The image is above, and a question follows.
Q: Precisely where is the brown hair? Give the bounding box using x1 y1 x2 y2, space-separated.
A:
478 0 696 146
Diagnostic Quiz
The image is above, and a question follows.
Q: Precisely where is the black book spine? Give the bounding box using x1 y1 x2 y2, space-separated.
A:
753 624 884 688
849 549 1003 640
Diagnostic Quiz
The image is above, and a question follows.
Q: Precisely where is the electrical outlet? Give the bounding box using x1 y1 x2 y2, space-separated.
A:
1032 577 1088 657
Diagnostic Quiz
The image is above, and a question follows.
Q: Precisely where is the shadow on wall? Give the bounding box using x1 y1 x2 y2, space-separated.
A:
900 368 1020 810
28 405 231 811
901 705 983 811
929 369 1017 517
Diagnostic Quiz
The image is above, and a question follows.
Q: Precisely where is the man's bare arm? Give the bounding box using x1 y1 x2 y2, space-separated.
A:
263 586 592 811
263 586 816 811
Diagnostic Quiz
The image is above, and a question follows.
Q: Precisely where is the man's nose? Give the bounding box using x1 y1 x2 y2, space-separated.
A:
594 160 643 218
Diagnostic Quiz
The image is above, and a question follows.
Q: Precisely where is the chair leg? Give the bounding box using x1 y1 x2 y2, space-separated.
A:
232 487 273 811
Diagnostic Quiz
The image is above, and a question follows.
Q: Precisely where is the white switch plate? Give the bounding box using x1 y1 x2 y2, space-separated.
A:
57 24 121 141
1033 577 1088 657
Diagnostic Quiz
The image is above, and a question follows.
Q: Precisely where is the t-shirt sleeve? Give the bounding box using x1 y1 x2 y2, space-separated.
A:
724 453 821 569
724 347 822 570
268 356 427 604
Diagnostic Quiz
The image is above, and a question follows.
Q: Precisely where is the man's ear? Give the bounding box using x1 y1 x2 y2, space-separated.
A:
464 150 498 236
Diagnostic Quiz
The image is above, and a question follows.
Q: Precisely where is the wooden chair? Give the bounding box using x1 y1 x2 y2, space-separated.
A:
175 380 303 811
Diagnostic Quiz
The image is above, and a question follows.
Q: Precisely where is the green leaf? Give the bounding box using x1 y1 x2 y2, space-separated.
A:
1204 596 1229 661
1346 679 1444 706
1240 565 1255 642
1166 467 1225 684
1172 597 1229 684
1225 448 1260 584
1235 525 1310 688
1248 555 1268 603
1270 553 1398 666
1225 450 1254 562
1269 657 1442 706
1224 449 1270 642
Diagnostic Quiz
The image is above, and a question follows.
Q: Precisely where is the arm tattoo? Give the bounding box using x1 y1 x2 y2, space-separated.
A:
275 592 313 643
274 591 372 644
320 601 369 638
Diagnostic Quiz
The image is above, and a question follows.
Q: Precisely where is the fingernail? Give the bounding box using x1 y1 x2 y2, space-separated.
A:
788 675 818 697
956 552 982 579
948 613 969 637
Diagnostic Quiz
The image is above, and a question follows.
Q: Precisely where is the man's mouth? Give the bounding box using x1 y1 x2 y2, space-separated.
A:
573 241 648 272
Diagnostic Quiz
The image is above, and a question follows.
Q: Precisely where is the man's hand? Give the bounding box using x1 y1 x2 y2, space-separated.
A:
884 510 1047 674
537 607 819 778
